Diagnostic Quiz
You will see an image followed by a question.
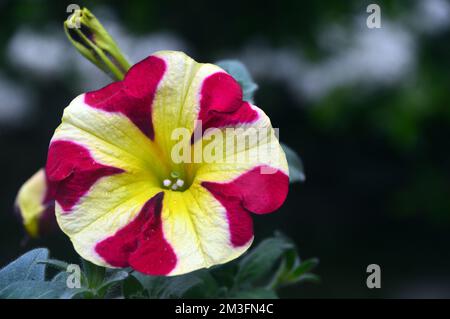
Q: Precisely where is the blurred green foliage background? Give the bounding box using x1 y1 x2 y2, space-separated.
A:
0 0 449 298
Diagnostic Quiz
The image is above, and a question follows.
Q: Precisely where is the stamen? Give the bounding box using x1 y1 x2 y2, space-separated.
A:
162 172 186 191
176 179 184 187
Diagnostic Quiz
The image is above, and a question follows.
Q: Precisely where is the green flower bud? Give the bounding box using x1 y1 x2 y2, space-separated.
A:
64 7 130 80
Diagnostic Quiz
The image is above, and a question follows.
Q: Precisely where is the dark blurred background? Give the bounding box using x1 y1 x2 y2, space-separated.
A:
1 0 450 298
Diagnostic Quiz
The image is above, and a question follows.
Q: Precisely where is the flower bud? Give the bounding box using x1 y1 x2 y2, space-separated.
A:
64 7 130 80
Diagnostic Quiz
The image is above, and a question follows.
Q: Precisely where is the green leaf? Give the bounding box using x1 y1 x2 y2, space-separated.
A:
123 275 147 299
281 143 305 183
270 254 320 289
266 249 299 289
51 271 68 283
97 270 129 296
0 248 49 288
0 280 68 299
181 270 221 298
236 237 293 287
51 271 91 299
209 262 238 290
283 249 301 273
230 288 278 299
38 259 70 271
61 288 91 299
132 271 202 299
81 259 105 289
290 258 319 279
0 270 87 299
0 250 101 299
294 273 321 284
101 270 129 288
216 60 258 103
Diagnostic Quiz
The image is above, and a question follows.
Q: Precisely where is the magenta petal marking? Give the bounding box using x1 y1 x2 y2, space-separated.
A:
85 56 166 139
198 72 259 133
202 166 289 247
95 192 177 275
46 140 124 212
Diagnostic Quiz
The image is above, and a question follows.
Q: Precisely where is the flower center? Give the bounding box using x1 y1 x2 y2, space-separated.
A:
161 171 186 191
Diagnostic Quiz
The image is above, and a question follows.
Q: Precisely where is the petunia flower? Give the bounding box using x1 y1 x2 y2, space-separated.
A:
15 169 57 238
45 51 289 276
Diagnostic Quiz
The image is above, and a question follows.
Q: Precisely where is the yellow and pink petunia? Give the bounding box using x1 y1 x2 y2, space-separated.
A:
15 169 56 238
45 51 289 276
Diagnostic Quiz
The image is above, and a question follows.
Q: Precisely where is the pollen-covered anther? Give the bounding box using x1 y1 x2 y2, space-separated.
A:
176 179 184 187
162 174 186 191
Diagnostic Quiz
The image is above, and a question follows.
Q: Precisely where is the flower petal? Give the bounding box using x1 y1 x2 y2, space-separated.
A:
149 51 260 160
95 192 177 275
48 92 165 267
192 106 289 247
94 184 252 276
46 140 124 212
193 105 289 184
85 56 166 139
15 169 56 237
158 184 253 275
198 72 258 131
